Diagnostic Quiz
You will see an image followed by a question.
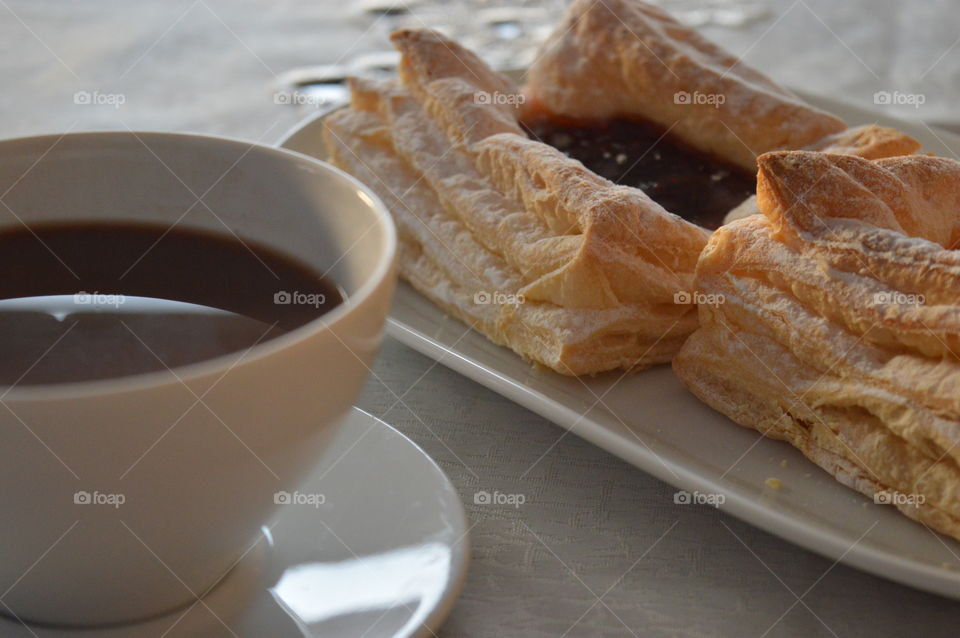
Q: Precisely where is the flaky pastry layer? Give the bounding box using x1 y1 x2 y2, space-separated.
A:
325 29 705 375
322 0 918 375
525 0 915 170
675 151 960 540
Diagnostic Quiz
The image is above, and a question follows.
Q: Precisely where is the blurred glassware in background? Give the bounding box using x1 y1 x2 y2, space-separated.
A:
277 0 769 113
650 0 769 27
356 0 563 70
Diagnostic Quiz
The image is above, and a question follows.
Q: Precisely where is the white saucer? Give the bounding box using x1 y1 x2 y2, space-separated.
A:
2 408 469 637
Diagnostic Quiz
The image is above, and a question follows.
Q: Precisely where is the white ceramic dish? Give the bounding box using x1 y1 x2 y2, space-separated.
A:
277 87 960 599
0 407 468 637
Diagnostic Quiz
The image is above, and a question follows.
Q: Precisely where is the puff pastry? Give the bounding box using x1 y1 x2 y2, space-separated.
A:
674 150 960 540
322 0 918 376
525 0 918 171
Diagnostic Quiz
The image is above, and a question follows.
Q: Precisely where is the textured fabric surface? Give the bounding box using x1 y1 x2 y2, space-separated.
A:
2 1 958 635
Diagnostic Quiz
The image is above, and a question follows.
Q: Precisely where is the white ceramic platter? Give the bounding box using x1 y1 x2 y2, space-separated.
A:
277 85 960 600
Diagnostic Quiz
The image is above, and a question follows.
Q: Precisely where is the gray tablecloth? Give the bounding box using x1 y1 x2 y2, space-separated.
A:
2 1 958 635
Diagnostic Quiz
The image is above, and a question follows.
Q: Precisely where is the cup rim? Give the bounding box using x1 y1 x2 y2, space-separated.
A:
0 130 397 401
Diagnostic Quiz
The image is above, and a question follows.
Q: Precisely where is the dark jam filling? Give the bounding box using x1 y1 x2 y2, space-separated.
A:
522 116 756 230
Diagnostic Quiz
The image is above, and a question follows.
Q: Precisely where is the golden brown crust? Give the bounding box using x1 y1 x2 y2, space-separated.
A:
674 150 960 540
810 124 922 160
324 30 703 375
525 0 853 171
722 126 923 224
321 0 920 375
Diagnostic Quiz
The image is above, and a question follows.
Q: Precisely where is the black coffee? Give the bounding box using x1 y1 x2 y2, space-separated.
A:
0 223 343 385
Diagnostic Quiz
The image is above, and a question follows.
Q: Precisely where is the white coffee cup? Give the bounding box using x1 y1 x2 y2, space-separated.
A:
0 132 396 626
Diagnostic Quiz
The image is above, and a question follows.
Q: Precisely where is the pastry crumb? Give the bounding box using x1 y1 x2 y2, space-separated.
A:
779 459 788 469
765 478 782 490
